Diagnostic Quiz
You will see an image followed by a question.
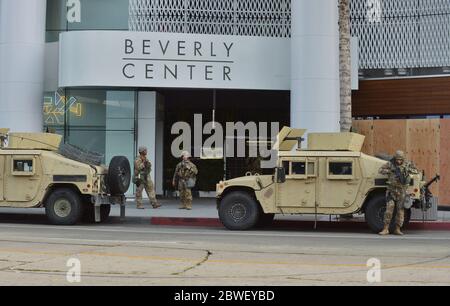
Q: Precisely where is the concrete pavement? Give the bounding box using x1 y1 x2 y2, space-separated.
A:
0 222 449 285
1 198 450 286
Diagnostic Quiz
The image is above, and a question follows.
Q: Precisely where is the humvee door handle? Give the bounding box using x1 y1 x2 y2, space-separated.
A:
304 180 315 184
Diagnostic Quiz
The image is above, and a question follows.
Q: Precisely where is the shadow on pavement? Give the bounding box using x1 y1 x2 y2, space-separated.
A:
0 212 49 225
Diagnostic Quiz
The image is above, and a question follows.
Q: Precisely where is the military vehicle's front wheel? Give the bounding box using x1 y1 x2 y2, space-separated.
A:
45 189 82 225
365 194 411 233
219 191 260 230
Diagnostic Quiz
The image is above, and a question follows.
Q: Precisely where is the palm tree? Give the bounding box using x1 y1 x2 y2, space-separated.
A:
339 0 352 132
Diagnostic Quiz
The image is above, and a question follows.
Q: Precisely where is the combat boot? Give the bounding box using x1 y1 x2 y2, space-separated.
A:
393 226 404 236
152 203 161 209
378 225 390 235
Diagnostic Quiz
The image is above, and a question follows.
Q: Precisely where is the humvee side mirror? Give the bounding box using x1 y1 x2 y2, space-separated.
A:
275 167 286 183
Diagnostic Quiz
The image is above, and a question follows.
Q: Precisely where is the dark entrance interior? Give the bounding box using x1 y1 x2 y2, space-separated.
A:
159 89 290 193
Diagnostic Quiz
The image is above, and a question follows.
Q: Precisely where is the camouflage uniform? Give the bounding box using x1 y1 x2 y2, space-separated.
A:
134 156 159 208
173 160 198 209
379 153 418 233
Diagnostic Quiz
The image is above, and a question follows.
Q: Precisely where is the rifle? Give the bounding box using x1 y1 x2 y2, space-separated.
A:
392 160 409 185
420 174 440 211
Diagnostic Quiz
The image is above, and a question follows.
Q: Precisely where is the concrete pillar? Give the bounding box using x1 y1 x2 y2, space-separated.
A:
0 0 47 132
137 92 164 196
291 0 340 134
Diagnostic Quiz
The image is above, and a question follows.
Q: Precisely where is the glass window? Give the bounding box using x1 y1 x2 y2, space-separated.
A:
291 162 306 175
13 160 33 173
46 0 130 42
43 90 68 139
44 88 136 194
329 162 353 176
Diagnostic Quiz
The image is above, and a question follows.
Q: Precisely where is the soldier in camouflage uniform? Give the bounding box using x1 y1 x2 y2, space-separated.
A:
378 150 418 236
134 146 161 209
172 151 198 210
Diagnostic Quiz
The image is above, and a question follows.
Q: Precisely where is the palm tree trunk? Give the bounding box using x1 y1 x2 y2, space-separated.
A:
339 0 352 132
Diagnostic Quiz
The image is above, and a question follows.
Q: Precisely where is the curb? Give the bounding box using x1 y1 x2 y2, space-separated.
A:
151 217 223 227
149 217 450 231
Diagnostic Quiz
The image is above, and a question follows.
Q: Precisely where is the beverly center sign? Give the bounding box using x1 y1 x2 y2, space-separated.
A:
59 31 290 90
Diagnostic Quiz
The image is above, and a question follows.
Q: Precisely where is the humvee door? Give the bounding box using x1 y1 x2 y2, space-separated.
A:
276 157 317 208
316 157 362 209
4 154 42 203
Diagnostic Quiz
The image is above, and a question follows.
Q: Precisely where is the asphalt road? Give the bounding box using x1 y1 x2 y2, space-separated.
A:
0 214 449 286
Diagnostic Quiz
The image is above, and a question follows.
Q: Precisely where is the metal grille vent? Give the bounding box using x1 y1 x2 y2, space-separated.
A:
128 0 450 69
350 0 450 69
128 0 291 38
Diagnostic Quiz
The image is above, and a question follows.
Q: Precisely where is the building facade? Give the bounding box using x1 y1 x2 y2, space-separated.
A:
1 0 450 195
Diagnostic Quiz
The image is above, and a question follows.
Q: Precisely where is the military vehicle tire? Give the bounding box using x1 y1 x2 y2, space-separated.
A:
107 156 131 195
219 191 260 230
256 212 275 228
82 204 111 223
45 188 82 225
365 193 411 233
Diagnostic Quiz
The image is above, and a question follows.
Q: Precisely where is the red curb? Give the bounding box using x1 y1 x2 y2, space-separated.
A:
150 217 450 231
407 222 450 231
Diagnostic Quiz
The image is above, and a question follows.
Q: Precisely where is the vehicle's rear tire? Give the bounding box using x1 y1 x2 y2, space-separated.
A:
256 212 275 228
107 156 131 195
365 193 411 233
219 191 260 230
82 204 111 223
45 188 82 225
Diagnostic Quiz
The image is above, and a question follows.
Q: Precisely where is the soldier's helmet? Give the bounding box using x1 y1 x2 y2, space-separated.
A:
394 150 405 161
181 150 191 158
138 146 148 154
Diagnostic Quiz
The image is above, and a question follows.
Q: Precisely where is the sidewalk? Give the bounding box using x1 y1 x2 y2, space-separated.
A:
118 198 218 218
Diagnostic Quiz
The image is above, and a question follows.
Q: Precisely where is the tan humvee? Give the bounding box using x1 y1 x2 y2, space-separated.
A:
0 128 130 225
216 127 437 232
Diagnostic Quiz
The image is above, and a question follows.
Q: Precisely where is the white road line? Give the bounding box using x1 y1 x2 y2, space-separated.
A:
0 223 449 241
